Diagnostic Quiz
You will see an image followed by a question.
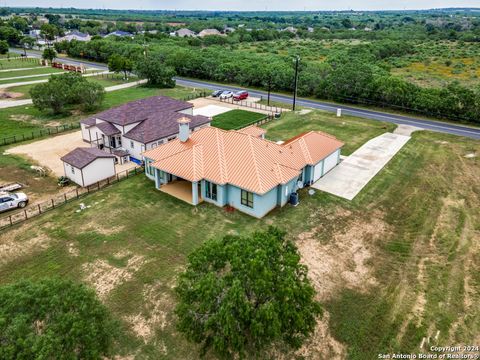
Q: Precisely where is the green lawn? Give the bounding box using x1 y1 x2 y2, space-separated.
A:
0 67 64 79
0 126 479 359
263 109 396 155
0 58 41 70
211 109 267 130
0 85 206 140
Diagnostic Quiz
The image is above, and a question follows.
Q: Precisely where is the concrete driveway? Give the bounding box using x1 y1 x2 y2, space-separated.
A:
312 132 411 200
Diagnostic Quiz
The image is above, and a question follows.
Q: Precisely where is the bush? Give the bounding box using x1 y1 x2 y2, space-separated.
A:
134 55 176 88
0 40 8 54
0 278 117 359
175 227 321 359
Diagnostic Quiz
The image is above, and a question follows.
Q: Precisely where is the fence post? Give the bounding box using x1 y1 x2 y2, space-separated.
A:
97 182 100 190
51 199 55 208
24 209 28 220
38 204 41 214
64 193 67 202
9 215 12 226
76 188 79 198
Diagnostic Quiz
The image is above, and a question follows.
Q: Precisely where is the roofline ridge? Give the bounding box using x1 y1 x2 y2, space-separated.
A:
247 135 265 194
215 128 228 183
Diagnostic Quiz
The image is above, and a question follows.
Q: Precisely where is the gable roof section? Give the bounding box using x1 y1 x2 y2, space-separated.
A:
61 147 115 169
80 96 194 127
144 127 341 195
236 125 267 138
123 113 210 144
96 121 121 136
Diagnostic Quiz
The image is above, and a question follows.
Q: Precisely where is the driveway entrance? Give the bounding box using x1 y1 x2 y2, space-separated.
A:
312 132 411 200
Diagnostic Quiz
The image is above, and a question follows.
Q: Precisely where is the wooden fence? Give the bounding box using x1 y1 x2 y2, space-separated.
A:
0 167 144 231
233 113 276 130
1 123 80 146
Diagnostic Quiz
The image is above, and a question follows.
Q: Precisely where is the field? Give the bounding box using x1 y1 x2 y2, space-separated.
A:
211 109 267 130
1 109 478 358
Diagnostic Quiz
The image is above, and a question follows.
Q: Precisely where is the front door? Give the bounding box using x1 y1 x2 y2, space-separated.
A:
110 136 116 148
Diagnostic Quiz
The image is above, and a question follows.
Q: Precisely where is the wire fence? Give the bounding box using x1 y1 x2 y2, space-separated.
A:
0 166 144 231
181 91 208 101
1 123 80 147
214 96 284 114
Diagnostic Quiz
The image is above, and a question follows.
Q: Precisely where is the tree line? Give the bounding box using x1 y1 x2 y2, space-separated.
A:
62 38 480 124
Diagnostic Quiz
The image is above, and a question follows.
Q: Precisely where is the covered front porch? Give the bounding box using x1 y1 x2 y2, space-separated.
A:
157 176 203 205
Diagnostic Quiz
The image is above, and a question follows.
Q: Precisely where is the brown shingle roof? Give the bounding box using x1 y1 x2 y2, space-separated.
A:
80 96 193 127
61 147 115 169
96 121 120 136
123 113 210 144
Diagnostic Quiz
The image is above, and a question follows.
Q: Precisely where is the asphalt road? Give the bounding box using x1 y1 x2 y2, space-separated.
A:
12 48 480 140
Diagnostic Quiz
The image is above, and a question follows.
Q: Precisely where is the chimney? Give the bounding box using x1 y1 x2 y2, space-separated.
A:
178 117 191 142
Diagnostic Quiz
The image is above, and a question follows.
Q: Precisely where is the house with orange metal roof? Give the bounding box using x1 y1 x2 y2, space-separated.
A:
142 119 344 218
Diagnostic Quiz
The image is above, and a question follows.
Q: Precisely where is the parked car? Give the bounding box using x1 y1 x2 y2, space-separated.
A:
219 91 233 99
233 91 249 101
212 89 224 97
0 192 29 213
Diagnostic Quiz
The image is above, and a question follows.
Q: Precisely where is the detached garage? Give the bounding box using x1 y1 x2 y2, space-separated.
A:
61 147 116 187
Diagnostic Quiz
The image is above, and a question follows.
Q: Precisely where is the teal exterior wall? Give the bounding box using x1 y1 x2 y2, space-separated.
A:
277 178 298 207
144 157 155 181
200 180 228 206
227 185 278 218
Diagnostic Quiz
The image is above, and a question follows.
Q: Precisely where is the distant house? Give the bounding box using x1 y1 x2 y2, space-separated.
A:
61 147 116 187
80 96 211 163
105 30 133 37
58 30 91 42
224 26 236 33
282 26 298 34
143 125 343 218
307 27 315 33
173 28 196 37
198 29 222 37
364 27 373 32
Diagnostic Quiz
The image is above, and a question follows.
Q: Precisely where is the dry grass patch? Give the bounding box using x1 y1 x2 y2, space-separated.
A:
83 255 146 300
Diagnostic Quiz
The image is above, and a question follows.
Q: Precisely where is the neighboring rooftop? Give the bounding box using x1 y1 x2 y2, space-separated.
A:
61 147 115 169
144 127 344 195
198 29 222 37
81 96 195 127
237 125 267 138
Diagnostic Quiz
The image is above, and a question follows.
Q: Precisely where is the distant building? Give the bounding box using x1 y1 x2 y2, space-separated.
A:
58 30 91 42
307 27 315 33
282 26 298 34
224 26 236 33
173 28 196 37
364 27 373 32
105 30 133 38
198 29 222 37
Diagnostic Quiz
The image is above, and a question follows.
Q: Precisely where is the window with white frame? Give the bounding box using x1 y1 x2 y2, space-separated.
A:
71 165 75 174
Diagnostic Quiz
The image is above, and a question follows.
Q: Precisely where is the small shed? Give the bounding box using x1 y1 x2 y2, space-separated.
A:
61 147 116 187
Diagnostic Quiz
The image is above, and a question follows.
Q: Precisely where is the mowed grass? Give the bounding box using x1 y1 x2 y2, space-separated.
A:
264 109 396 155
1 113 479 359
0 85 206 140
0 58 41 70
0 67 64 80
211 109 267 130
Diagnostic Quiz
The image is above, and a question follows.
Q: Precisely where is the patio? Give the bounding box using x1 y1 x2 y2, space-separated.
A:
159 180 203 205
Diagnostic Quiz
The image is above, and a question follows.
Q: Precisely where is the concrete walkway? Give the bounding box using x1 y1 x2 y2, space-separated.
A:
0 67 42 72
0 72 65 82
312 132 411 200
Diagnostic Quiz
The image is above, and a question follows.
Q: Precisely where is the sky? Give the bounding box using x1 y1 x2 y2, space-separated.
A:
7 0 480 11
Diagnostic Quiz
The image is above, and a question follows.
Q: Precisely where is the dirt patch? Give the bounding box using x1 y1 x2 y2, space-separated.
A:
83 255 146 299
0 90 24 99
297 213 388 301
67 242 80 257
0 228 50 265
9 114 35 123
124 282 173 344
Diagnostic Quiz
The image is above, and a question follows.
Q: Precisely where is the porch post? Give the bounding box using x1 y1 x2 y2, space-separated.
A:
155 169 161 189
192 181 199 205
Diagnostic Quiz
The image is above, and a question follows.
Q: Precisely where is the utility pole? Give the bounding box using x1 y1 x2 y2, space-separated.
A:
292 56 300 111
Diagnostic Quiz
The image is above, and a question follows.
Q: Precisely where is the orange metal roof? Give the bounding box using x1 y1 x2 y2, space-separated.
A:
144 127 343 195
236 125 267 137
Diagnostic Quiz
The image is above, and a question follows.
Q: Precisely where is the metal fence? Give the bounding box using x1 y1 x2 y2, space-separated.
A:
1 123 80 147
0 166 144 231
182 91 208 101
214 96 284 114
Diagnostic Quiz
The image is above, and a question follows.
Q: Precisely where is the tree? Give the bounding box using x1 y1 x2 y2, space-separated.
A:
40 23 58 47
134 55 176 88
0 40 8 55
20 36 35 56
42 48 56 62
30 72 105 114
74 81 106 111
108 54 133 80
175 227 321 359
0 279 117 359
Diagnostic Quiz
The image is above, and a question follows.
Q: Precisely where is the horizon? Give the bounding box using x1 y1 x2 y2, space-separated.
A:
6 1 480 12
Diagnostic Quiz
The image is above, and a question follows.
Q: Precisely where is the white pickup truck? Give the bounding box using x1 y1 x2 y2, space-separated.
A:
0 192 29 213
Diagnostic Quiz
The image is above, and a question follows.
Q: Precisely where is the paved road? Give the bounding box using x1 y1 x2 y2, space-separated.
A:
11 48 480 140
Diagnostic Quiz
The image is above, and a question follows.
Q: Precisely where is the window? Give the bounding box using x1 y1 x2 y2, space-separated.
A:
71 166 75 174
241 190 254 208
298 170 303 183
130 141 134 149
205 181 217 201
